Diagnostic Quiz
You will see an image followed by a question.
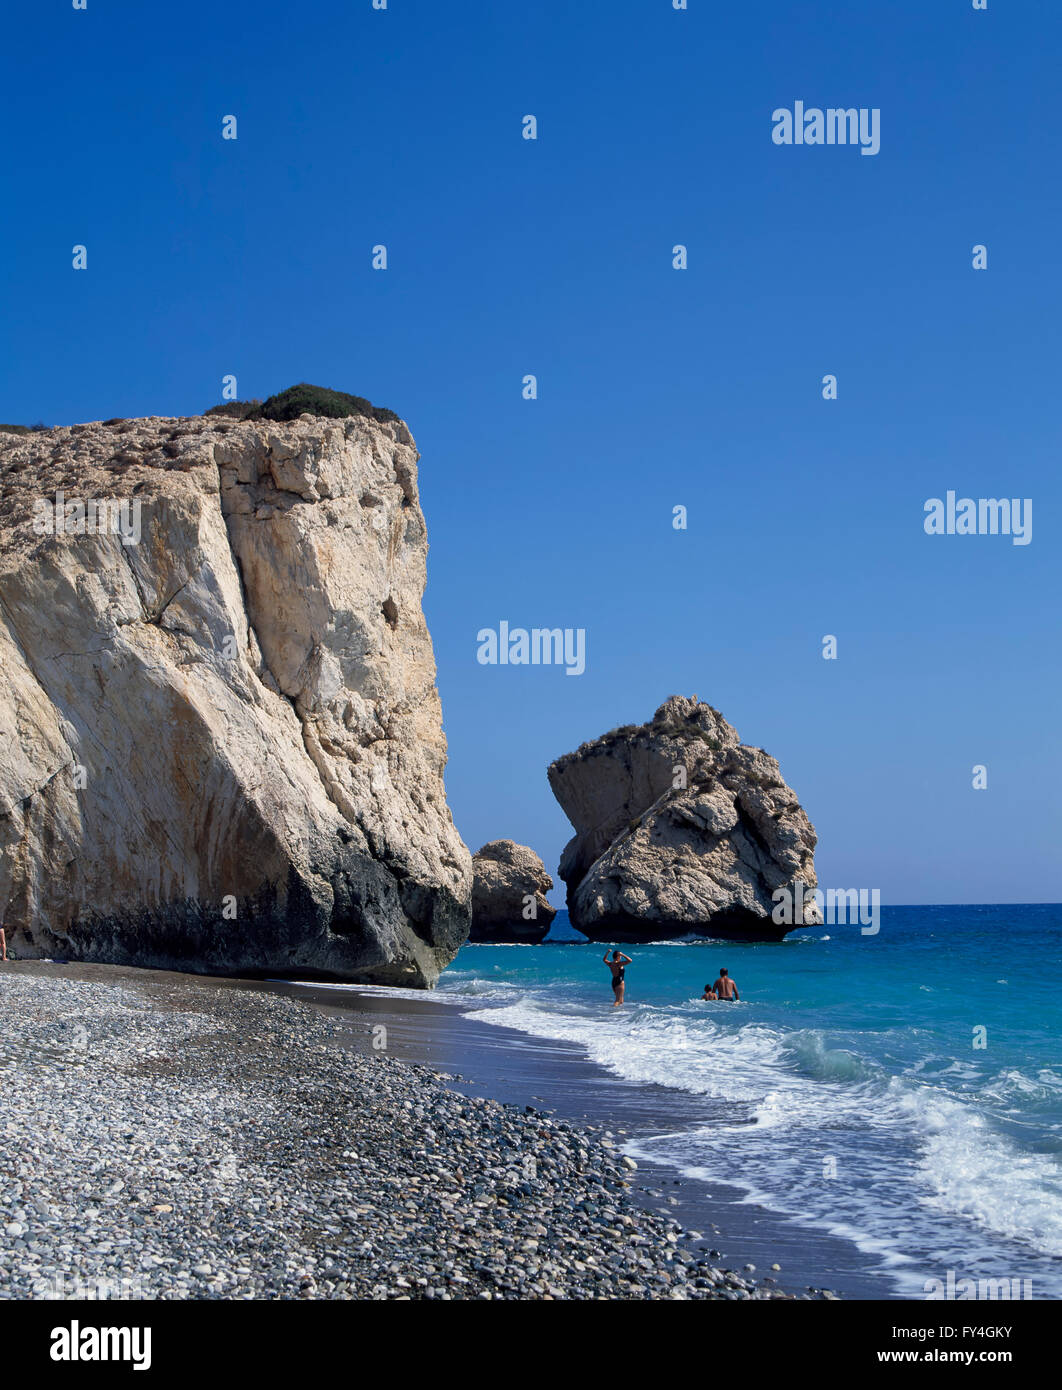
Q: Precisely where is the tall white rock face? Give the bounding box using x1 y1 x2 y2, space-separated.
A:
0 412 472 986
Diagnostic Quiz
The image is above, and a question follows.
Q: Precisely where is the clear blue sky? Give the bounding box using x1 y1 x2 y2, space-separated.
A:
2 2 1059 905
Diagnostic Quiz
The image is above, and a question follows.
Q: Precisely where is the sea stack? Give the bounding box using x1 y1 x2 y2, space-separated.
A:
548 695 820 942
470 840 557 943
0 408 472 985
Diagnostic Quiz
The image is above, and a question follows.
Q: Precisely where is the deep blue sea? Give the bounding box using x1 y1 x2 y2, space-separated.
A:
439 905 1062 1298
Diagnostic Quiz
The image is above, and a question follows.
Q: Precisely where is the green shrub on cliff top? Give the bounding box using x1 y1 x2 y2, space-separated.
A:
204 400 261 420
210 383 400 426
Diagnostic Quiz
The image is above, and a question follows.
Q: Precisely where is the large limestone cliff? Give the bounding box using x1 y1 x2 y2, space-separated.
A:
0 411 472 985
548 696 820 942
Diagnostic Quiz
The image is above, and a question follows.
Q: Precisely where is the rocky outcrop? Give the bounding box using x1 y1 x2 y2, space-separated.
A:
548 696 820 942
470 840 557 943
0 410 472 986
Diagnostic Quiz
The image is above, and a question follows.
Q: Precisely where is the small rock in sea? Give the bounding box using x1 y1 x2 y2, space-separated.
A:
470 843 557 943
771 1263 781 1271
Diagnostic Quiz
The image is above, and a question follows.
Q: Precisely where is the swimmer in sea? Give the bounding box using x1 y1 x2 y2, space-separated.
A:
700 984 718 1000
604 949 632 1007
711 967 739 1001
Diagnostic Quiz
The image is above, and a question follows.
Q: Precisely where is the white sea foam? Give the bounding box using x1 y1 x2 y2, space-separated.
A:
980 1067 1062 1103
466 999 792 1103
898 1080 1062 1257
266 979 472 1004
464 992 1062 1294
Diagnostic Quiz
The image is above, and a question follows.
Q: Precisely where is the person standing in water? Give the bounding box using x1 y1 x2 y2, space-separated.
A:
712 967 739 1001
604 949 632 1007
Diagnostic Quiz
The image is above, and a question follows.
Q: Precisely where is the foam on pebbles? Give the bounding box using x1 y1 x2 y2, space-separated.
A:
0 970 826 1301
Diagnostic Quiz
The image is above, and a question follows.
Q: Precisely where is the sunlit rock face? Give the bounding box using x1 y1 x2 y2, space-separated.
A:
0 411 471 986
549 696 819 943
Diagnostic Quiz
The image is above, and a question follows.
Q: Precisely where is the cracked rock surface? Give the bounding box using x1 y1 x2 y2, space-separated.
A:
0 412 471 985
548 696 820 942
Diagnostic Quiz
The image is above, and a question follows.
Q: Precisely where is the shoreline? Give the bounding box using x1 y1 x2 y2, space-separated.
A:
3 959 811 1302
254 975 895 1300
1 957 883 1301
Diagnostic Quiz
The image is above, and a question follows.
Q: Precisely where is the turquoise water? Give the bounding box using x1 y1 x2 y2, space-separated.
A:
440 905 1062 1297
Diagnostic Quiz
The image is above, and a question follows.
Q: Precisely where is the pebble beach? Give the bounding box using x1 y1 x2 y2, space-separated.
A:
0 963 826 1301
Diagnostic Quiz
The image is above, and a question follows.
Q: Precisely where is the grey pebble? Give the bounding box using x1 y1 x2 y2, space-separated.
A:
0 971 812 1304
